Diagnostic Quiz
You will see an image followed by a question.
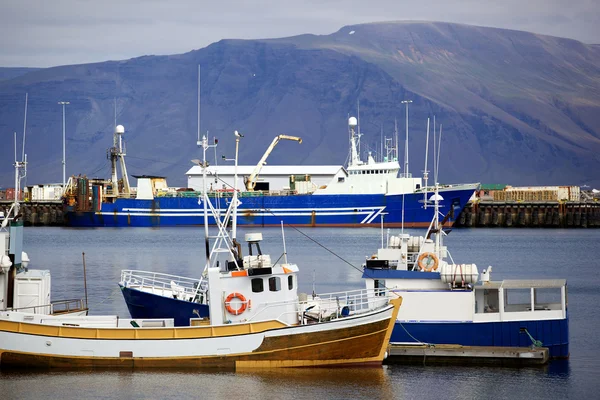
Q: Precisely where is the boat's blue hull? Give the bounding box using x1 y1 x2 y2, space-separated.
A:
65 188 474 227
391 317 569 358
119 285 209 326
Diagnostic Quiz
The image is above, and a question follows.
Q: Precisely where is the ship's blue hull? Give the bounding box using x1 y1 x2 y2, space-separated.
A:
65 188 474 227
391 317 569 358
119 285 209 326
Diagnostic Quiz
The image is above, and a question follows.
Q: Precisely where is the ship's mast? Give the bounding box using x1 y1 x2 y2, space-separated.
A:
109 125 130 197
348 117 360 167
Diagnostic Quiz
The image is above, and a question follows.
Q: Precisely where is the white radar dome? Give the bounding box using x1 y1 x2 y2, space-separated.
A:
115 125 125 134
348 117 358 127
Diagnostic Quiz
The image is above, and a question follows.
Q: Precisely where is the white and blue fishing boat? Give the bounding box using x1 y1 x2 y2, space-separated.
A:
63 117 478 228
362 185 569 358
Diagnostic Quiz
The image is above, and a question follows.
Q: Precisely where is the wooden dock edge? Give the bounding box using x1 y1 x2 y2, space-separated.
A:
386 344 549 366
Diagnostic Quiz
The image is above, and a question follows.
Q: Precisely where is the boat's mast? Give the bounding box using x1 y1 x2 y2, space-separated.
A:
201 135 210 267
13 133 19 216
349 117 359 167
232 131 241 243
424 117 430 209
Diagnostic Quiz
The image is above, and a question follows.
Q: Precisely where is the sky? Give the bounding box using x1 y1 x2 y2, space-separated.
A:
1 0 599 67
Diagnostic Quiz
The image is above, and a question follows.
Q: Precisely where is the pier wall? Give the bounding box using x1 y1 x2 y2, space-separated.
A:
3 200 600 228
0 201 64 226
456 201 600 228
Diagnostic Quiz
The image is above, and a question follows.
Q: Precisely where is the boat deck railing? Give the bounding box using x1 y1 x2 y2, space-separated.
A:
120 270 206 300
6 299 87 315
240 288 390 325
309 288 390 314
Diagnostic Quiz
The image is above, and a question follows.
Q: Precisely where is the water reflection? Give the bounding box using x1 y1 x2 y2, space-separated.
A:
0 367 394 400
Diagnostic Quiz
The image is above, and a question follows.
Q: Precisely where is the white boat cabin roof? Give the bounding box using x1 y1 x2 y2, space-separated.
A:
186 165 345 177
480 279 567 289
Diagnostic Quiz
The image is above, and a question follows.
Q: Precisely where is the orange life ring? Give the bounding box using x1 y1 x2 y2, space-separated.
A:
225 292 248 315
417 252 439 272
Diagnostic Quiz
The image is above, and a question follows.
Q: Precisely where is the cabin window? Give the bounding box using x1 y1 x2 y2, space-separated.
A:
288 275 294 290
504 288 532 312
416 184 421 189
269 277 281 292
338 177 345 183
475 288 499 313
374 279 386 296
534 287 562 311
251 278 264 293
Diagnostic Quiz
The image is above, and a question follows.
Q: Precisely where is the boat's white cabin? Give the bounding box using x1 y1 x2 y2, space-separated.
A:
206 232 300 326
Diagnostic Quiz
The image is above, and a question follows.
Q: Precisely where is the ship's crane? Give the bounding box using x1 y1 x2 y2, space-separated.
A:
245 135 302 191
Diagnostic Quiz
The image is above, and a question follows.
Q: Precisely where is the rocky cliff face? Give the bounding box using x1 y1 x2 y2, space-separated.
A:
1 21 599 188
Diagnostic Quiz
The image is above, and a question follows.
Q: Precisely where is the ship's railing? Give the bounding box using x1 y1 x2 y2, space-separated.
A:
415 182 480 193
120 270 206 301
6 299 87 315
154 189 306 199
238 288 390 326
306 287 390 315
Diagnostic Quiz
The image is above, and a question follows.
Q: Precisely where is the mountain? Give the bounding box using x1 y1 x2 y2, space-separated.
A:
0 67 41 81
1 21 599 189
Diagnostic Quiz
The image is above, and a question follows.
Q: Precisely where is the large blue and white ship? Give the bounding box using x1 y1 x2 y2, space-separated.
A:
63 117 478 227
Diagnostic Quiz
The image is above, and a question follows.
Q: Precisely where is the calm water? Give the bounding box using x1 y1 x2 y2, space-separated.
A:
1 226 600 399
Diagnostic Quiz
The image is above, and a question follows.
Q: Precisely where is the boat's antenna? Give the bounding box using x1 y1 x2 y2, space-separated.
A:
82 252 89 310
281 220 288 264
312 270 316 298
401 191 405 236
380 213 384 248
394 117 399 161
433 115 437 185
21 93 28 163
357 99 360 139
114 97 117 130
20 93 28 191
436 124 443 184
380 123 383 163
197 65 201 147
423 117 430 209
401 100 412 177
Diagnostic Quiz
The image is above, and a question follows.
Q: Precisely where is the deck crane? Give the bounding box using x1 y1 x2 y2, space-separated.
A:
245 135 302 191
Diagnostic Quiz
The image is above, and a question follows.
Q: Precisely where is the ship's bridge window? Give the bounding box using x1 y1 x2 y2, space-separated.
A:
288 275 294 290
269 277 281 292
374 279 386 296
338 177 345 182
251 278 264 293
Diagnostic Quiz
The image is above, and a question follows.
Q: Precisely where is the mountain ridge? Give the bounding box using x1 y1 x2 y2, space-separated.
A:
1 21 599 188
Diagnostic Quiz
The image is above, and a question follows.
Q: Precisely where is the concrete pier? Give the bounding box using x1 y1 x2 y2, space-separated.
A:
387 344 549 366
0 201 64 226
456 201 600 228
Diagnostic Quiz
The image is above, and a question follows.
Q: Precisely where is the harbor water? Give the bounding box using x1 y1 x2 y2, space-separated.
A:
1 227 600 398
